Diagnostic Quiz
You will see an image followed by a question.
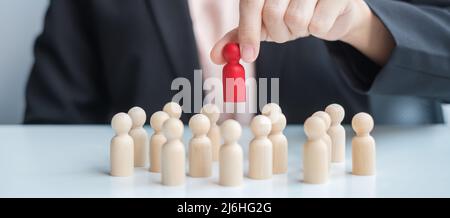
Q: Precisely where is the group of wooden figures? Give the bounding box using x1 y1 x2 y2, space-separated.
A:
303 104 376 184
109 102 376 186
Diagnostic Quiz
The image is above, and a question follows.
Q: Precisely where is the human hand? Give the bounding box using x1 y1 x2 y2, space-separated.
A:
211 0 378 64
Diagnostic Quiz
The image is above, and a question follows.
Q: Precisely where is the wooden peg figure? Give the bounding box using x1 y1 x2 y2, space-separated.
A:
249 115 273 179
149 111 170 172
270 113 288 174
222 43 246 103
262 103 282 124
188 114 212 178
352 112 376 176
201 104 221 161
303 116 329 184
161 118 185 186
163 102 182 119
262 103 287 174
313 111 332 166
128 106 149 167
110 113 134 177
325 104 346 163
219 120 243 186
262 103 282 113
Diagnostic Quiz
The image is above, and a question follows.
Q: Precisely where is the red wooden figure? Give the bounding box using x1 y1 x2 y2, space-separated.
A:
222 43 246 102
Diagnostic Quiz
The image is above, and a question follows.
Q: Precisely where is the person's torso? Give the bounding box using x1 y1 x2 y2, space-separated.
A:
87 0 443 124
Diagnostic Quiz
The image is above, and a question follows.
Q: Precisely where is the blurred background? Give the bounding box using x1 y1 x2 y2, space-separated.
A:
0 0 48 124
0 0 448 124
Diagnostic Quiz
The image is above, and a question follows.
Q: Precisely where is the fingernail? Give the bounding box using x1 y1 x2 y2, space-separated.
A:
241 44 255 62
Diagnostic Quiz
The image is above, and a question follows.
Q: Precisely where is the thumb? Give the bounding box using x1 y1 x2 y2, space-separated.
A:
210 25 269 65
210 29 239 65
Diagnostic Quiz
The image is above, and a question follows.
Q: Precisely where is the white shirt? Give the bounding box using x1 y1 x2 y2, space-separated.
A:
188 0 256 124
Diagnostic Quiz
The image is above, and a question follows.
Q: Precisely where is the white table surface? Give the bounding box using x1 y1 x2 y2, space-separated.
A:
1 124 450 198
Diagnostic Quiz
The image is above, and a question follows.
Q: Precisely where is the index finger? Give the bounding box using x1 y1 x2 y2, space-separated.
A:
238 0 265 63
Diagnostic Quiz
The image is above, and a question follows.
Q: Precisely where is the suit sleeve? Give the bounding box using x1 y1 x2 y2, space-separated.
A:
24 1 108 124
327 0 450 102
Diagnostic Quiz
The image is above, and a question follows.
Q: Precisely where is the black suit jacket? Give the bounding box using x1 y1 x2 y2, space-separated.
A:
25 0 450 124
